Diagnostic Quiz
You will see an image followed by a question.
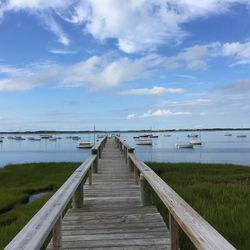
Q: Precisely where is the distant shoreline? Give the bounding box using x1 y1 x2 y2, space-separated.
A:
1 128 250 134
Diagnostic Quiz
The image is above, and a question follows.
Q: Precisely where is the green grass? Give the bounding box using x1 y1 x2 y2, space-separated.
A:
0 162 79 249
147 162 250 250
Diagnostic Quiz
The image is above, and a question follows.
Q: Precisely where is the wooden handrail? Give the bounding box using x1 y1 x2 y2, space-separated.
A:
115 136 236 250
5 136 107 250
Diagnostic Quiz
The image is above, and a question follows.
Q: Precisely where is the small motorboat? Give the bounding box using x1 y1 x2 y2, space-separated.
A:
14 136 25 140
187 134 199 138
77 141 94 148
0 139 3 143
139 134 151 138
7 136 15 139
133 136 140 139
224 134 232 136
164 134 171 137
189 139 202 145
236 135 247 138
49 137 57 141
136 139 152 145
175 143 193 149
72 136 81 140
150 135 159 138
40 135 53 139
28 137 41 141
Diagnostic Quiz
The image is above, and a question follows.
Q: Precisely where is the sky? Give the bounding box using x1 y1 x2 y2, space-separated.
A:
1 0 250 131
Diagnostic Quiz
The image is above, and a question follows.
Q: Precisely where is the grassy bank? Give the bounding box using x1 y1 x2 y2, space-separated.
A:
0 162 79 249
148 162 250 250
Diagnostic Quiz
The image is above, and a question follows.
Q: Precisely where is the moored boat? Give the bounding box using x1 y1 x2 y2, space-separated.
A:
187 134 199 138
77 141 94 148
136 139 152 145
175 143 193 149
72 136 81 140
189 139 202 145
40 135 53 139
14 136 25 140
237 135 247 138
28 137 41 141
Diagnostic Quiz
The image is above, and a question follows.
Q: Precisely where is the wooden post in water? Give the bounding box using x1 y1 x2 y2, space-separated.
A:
52 215 62 250
140 173 152 206
169 213 179 250
72 179 84 208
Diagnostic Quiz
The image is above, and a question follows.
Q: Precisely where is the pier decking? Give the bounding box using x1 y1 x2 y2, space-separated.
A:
47 138 170 249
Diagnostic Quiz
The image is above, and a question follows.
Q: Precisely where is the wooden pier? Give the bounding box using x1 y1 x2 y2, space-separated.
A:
5 136 236 250
47 138 169 249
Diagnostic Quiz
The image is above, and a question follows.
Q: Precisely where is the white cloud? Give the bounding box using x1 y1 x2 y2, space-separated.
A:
161 98 212 107
1 40 250 92
1 0 250 53
127 113 136 119
49 49 76 54
41 13 70 46
121 86 184 95
0 55 151 91
128 109 191 119
221 42 250 65
142 109 191 118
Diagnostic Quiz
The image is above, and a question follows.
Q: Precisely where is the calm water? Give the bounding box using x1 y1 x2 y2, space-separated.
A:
0 131 250 167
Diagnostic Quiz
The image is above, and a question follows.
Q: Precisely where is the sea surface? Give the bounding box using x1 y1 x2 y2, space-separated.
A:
1 130 250 167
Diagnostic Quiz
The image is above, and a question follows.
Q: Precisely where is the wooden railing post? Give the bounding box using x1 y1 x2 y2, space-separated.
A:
169 213 179 250
140 173 152 206
72 179 84 208
52 215 62 250
127 149 135 171
88 166 92 185
91 149 99 173
134 167 139 184
128 157 134 172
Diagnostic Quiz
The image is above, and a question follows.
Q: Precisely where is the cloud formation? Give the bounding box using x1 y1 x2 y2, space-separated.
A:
121 86 184 95
1 41 250 92
1 1 250 52
127 109 191 119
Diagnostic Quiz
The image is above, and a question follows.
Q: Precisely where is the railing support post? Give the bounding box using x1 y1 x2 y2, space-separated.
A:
128 157 134 172
134 167 139 184
52 215 62 250
72 179 84 208
169 213 179 250
91 149 99 173
88 166 92 185
140 174 152 206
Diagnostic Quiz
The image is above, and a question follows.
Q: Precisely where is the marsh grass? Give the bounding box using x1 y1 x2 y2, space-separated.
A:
0 162 79 249
148 162 250 250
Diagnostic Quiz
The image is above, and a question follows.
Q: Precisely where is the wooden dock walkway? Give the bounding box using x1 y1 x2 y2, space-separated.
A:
48 138 170 249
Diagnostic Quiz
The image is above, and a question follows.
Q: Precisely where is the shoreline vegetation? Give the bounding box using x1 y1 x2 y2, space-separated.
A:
1 127 250 134
0 162 79 249
148 162 250 250
0 162 249 249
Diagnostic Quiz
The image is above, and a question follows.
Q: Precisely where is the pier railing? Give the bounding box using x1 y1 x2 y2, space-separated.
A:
115 136 236 250
5 136 107 250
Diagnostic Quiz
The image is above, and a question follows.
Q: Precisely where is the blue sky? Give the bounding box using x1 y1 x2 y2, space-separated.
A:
1 1 250 131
